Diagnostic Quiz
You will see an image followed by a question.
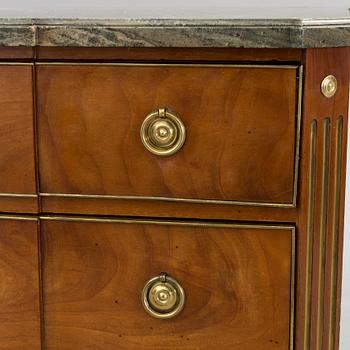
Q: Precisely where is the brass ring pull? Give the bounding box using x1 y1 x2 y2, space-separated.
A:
141 272 185 319
140 108 186 156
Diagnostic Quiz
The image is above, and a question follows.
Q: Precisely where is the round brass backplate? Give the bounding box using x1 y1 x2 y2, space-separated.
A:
321 75 337 98
141 273 185 319
140 109 186 156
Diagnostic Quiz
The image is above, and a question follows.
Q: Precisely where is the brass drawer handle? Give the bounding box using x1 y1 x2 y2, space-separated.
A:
140 108 186 156
141 272 185 319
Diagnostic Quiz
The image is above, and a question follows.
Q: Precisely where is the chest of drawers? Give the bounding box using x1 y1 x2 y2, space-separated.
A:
0 13 349 350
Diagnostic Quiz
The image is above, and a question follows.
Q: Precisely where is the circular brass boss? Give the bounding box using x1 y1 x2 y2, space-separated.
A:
321 75 337 98
140 108 186 156
141 273 185 319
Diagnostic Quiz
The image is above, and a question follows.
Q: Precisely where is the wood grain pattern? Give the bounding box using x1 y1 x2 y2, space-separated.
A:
41 219 293 350
0 47 33 59
40 195 298 222
295 47 350 350
0 65 36 198
37 64 298 205
35 47 303 62
0 196 38 214
0 218 41 349
0 46 346 350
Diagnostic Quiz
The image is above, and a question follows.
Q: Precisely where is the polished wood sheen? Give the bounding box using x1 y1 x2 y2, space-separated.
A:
41 219 293 350
0 218 41 349
35 47 303 62
40 194 298 222
295 47 350 350
0 47 33 59
0 65 37 212
37 64 298 205
0 46 347 350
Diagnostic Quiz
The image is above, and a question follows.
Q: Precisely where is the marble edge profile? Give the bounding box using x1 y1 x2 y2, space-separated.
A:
0 18 348 48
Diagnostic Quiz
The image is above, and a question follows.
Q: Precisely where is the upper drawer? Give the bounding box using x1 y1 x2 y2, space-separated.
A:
0 64 36 196
37 64 301 207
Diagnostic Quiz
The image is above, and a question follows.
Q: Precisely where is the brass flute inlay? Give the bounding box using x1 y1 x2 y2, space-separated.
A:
328 116 343 350
304 120 317 350
316 118 331 349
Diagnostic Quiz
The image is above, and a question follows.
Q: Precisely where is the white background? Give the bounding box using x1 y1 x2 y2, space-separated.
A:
0 0 349 348
0 0 348 17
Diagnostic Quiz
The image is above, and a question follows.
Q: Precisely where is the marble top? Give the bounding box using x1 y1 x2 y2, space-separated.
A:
0 7 349 48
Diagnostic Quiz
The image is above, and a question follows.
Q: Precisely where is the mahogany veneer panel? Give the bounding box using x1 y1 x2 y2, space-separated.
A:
35 47 303 62
37 64 298 205
0 65 37 212
41 219 293 350
40 195 298 222
0 196 38 214
0 47 34 60
0 218 40 349
294 47 350 350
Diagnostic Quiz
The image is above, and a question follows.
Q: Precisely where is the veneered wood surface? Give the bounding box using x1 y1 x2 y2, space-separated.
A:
0 218 41 349
295 47 350 350
0 196 38 214
41 219 293 350
0 47 34 59
0 65 36 197
35 47 303 62
40 195 298 222
37 64 298 205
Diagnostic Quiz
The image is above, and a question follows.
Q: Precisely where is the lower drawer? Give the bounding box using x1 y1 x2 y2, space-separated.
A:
0 218 40 350
41 218 294 350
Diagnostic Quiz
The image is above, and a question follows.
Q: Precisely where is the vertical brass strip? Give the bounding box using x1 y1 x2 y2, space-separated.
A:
32 60 41 213
293 65 304 206
36 218 45 350
304 120 317 350
290 227 296 350
316 118 331 349
328 116 343 350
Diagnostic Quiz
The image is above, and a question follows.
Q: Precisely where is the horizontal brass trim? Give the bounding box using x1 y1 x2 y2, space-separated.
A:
39 192 295 208
0 214 38 221
0 193 37 198
35 62 299 69
0 62 33 66
39 215 294 230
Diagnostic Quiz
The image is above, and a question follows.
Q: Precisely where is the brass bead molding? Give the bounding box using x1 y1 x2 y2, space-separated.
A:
141 273 185 319
140 108 186 156
321 75 337 98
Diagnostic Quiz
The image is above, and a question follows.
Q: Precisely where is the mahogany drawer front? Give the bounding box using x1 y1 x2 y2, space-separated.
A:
37 64 300 207
41 218 294 350
0 65 36 197
0 218 40 350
